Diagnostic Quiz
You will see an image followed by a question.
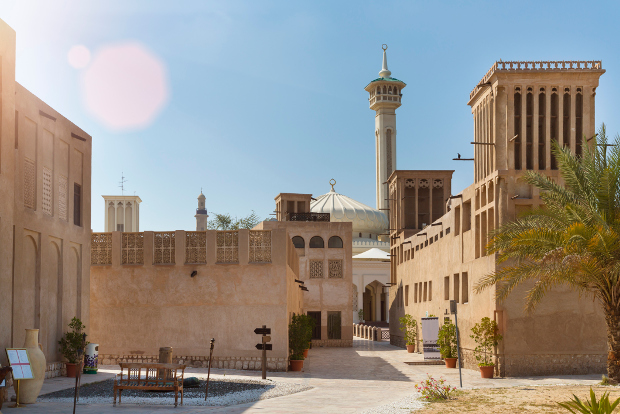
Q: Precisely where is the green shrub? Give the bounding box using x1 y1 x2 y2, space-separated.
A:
470 317 502 367
558 388 620 413
399 314 418 346
438 320 457 359
288 314 307 361
58 317 89 364
297 314 316 347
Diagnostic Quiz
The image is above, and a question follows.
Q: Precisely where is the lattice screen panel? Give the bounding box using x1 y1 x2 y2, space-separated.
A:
154 232 175 264
91 233 112 265
24 159 35 209
249 230 271 263
42 167 52 215
122 233 144 265
185 231 207 264
58 175 68 221
328 259 343 278
216 231 238 263
309 260 323 279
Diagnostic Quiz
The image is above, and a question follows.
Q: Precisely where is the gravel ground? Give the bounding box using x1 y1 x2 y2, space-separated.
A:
358 393 426 414
39 377 312 407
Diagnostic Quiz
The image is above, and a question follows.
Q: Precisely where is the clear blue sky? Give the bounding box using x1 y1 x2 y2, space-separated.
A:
1 0 618 232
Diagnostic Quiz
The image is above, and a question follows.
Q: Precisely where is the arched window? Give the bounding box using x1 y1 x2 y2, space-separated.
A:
292 236 305 248
328 236 343 248
383 86 387 94
309 236 324 248
376 87 381 94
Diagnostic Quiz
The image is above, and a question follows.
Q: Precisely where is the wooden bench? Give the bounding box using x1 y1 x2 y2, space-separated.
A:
114 363 187 407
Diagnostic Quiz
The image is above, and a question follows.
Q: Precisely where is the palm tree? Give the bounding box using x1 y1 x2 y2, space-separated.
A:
475 124 620 381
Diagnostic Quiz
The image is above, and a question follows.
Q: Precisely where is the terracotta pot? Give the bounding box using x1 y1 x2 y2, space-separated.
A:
444 358 458 368
303 349 309 358
13 329 46 403
406 345 415 353
479 365 495 378
65 363 78 378
289 360 304 372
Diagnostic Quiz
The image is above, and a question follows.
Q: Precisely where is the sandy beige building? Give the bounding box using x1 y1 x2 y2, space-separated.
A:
89 192 352 371
262 192 353 346
387 60 606 376
90 228 303 370
0 18 92 378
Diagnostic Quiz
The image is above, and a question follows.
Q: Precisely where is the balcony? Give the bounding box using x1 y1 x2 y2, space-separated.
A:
289 212 330 222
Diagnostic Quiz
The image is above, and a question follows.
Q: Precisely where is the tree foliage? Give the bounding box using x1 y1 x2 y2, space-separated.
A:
58 317 89 364
475 124 620 379
470 317 502 366
438 320 458 359
207 211 262 230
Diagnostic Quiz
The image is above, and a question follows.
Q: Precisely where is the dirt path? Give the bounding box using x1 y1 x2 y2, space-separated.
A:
418 385 620 413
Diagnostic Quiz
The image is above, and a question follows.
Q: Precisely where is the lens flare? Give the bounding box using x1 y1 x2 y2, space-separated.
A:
67 45 91 69
82 42 169 131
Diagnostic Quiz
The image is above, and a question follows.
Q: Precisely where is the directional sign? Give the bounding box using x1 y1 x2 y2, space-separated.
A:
262 336 271 343
255 344 273 351
254 328 271 335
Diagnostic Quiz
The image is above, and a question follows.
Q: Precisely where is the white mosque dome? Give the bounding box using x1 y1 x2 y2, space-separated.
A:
310 185 388 235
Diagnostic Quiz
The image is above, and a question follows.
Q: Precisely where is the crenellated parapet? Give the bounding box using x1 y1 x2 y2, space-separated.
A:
470 60 604 100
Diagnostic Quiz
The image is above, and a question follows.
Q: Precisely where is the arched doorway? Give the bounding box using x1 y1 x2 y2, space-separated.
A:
362 280 388 323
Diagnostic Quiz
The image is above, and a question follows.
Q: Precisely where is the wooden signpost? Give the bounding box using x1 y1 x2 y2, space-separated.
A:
254 326 272 379
5 348 34 408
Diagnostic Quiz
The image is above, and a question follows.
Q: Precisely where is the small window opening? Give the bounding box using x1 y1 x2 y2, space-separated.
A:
405 285 409 306
309 236 324 248
514 91 522 170
292 236 305 248
462 272 469 303
328 236 343 248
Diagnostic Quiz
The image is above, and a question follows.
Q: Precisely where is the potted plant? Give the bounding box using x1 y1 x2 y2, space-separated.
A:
470 317 502 378
288 314 306 371
399 314 418 353
58 317 89 378
438 320 458 368
358 309 364 324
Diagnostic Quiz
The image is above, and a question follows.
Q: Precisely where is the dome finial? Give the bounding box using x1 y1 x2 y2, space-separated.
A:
379 44 391 78
330 178 337 192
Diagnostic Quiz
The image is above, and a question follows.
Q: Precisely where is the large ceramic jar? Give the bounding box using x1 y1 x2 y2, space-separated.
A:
14 329 46 403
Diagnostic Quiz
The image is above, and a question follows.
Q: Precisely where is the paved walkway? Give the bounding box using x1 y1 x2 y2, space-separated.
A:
3 338 603 413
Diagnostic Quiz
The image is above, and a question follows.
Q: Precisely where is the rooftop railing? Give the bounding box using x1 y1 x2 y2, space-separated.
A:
288 212 330 222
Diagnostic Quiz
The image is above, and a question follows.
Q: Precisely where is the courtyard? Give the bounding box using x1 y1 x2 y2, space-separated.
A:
7 338 605 414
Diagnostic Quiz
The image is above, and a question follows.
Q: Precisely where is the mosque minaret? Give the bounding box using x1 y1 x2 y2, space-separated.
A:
195 190 209 231
364 45 406 211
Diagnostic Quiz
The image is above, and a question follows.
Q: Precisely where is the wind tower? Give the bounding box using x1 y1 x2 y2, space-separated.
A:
195 190 209 231
365 45 406 211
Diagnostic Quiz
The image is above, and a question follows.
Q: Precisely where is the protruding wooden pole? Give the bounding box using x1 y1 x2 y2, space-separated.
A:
204 339 215 401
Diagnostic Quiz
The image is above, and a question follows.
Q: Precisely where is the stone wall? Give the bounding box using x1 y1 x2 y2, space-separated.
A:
504 353 606 377
447 348 605 378
45 361 66 379
390 334 405 348
99 354 289 372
